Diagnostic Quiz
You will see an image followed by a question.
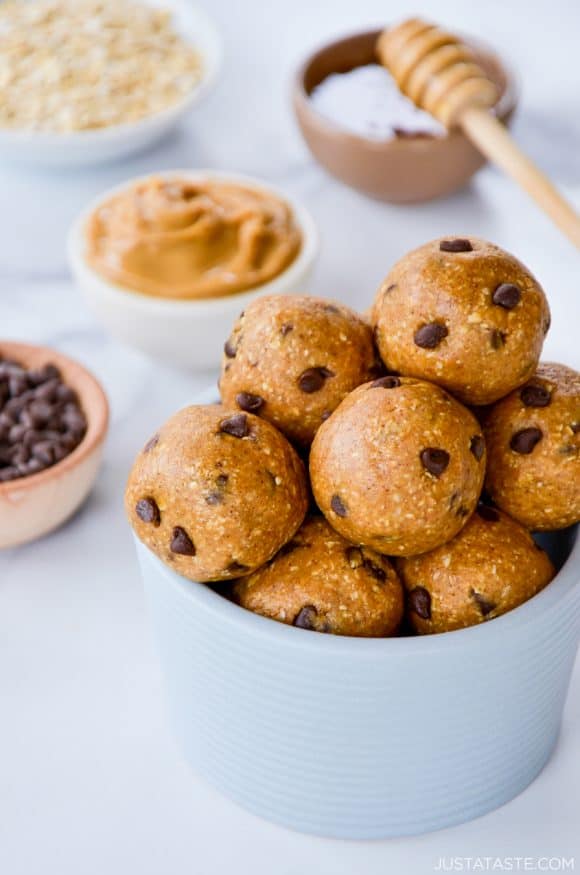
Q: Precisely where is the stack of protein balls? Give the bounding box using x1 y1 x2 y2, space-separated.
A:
126 237 580 637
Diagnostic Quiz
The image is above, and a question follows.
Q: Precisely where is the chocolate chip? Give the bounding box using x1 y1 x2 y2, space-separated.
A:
236 392 264 413
32 441 56 466
510 427 543 454
371 375 401 389
490 329 506 350
408 587 431 620
170 527 196 556
470 435 485 461
439 239 473 253
420 448 450 477
572 423 580 434
492 283 521 309
143 434 159 453
136 497 160 526
363 558 386 582
298 366 334 393
330 494 347 517
470 589 496 616
345 546 363 568
477 504 500 522
543 314 551 335
520 384 551 408
219 413 249 438
224 338 237 358
293 605 318 630
414 322 448 349
280 322 294 337
205 473 228 505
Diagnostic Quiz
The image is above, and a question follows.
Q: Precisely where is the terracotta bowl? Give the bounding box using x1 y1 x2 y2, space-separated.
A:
293 29 518 203
0 342 109 549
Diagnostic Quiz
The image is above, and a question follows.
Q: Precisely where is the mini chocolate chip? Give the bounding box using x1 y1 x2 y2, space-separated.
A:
477 504 500 522
543 314 551 335
490 329 506 350
492 283 521 309
330 494 347 517
510 427 543 454
298 366 335 394
143 434 159 453
385 283 397 293
345 546 363 568
471 589 496 617
170 527 196 556
136 497 160 526
572 422 580 434
449 490 461 509
409 587 431 620
236 392 264 413
439 239 473 253
280 322 294 336
371 375 401 389
219 413 249 438
363 558 386 582
224 338 237 358
414 322 448 349
420 448 450 477
520 384 551 407
470 435 485 461
293 605 318 630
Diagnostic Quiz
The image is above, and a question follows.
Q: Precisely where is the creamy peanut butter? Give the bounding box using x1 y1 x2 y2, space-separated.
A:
85 177 302 300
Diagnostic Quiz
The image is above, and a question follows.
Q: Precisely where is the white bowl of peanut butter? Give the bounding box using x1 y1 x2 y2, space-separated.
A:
67 171 319 369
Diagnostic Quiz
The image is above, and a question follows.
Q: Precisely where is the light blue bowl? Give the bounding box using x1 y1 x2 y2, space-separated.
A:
135 522 580 839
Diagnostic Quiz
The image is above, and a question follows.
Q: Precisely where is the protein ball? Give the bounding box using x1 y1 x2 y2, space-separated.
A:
399 505 555 634
233 515 404 637
483 362 580 530
219 295 382 445
125 405 309 582
309 378 486 556
371 237 550 405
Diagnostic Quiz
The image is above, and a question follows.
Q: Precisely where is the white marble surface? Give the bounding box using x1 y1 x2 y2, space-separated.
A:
1 0 579 872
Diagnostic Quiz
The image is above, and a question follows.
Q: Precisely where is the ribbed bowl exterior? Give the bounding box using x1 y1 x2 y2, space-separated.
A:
137 527 580 839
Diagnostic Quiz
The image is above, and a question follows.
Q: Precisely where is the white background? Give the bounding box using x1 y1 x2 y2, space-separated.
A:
1 0 579 872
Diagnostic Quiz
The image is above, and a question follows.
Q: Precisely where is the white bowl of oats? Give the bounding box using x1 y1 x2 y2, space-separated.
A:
0 0 222 166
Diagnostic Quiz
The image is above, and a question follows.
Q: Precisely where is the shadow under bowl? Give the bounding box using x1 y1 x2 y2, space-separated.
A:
293 28 518 203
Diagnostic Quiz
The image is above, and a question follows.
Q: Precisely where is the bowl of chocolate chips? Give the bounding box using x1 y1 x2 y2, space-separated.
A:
0 342 109 549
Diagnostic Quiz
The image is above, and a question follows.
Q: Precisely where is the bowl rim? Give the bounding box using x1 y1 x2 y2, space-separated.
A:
293 26 519 150
0 0 223 146
67 169 320 315
0 341 109 495
137 525 579 655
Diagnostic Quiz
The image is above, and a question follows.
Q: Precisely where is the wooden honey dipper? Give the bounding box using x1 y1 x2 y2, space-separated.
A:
376 19 580 248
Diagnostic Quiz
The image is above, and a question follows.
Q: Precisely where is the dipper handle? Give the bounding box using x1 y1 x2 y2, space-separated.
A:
377 19 580 248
